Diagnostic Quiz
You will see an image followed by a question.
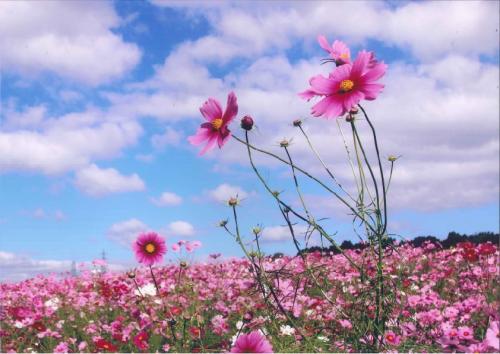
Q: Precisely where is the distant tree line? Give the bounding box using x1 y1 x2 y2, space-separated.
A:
287 231 499 257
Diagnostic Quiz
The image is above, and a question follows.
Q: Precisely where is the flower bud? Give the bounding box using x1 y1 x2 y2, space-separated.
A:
127 271 136 279
388 155 399 162
252 226 262 236
180 261 188 268
227 197 239 206
279 139 290 148
218 220 228 227
292 119 302 127
241 115 254 131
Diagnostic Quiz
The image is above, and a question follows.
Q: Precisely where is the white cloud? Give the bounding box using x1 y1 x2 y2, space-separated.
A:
166 220 195 237
151 191 183 207
151 127 182 150
107 218 149 247
207 184 250 203
74 164 145 197
260 225 309 243
0 1 141 85
0 107 143 175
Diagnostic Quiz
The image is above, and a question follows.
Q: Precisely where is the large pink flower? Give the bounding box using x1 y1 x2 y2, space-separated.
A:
317 35 351 65
133 232 167 266
231 331 273 353
188 92 238 155
485 320 499 350
299 50 387 119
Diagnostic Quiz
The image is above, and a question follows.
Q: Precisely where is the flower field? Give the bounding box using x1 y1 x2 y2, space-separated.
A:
1 241 498 353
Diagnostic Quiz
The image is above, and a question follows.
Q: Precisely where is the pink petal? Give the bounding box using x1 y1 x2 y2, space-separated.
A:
199 135 218 155
359 83 384 100
342 91 364 111
351 50 371 79
217 127 230 148
317 35 331 53
188 126 213 146
298 89 317 101
222 91 238 124
361 61 387 82
200 98 223 121
310 75 337 95
311 96 344 119
329 63 352 83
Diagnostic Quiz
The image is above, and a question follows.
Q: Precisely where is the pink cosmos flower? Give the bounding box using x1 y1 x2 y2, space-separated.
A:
458 326 474 341
299 50 387 119
317 35 351 65
384 331 401 346
231 331 273 353
133 232 167 266
485 320 499 350
188 92 238 155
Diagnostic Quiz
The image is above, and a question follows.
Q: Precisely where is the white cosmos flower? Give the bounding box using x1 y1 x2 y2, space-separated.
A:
280 325 295 336
135 283 157 297
44 297 60 310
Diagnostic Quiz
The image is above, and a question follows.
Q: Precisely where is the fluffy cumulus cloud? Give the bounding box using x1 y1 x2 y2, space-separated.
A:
107 218 149 247
166 220 195 237
0 107 143 175
74 164 146 197
136 0 498 213
260 225 309 243
151 191 183 207
0 1 141 85
207 184 250 203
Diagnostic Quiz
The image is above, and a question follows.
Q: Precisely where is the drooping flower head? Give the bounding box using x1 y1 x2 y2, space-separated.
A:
188 91 238 155
317 35 351 65
299 50 387 119
231 331 273 353
133 232 167 266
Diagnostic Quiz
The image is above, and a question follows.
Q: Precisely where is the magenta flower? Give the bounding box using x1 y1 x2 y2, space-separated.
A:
299 50 387 119
133 232 167 266
317 35 351 65
188 91 238 155
383 331 401 346
231 331 273 353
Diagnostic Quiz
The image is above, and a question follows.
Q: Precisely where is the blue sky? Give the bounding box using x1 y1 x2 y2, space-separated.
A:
0 0 498 281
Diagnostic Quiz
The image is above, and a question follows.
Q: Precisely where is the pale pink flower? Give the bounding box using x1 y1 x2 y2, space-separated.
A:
384 331 401 346
188 92 238 155
485 320 499 350
299 50 387 119
317 35 351 65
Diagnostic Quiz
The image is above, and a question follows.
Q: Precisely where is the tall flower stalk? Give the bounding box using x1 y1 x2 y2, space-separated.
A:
189 36 395 351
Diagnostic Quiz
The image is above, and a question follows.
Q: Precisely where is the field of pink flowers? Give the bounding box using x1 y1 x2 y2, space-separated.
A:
1 241 498 353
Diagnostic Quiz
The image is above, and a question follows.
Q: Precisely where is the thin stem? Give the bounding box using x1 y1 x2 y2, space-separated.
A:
297 125 356 203
232 133 378 235
359 104 388 236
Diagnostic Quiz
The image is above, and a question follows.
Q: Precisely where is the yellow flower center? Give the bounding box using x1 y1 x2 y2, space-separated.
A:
340 53 349 60
211 118 223 130
339 79 354 92
145 243 156 254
